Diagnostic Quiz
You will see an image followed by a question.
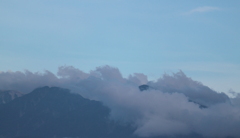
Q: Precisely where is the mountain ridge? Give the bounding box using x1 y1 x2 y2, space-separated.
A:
0 86 136 138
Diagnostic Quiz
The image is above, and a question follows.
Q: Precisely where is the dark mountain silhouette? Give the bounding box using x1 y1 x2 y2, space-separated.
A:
0 86 206 138
188 99 208 109
139 84 150 91
0 86 136 138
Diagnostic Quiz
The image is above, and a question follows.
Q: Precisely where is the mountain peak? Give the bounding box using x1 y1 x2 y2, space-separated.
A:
139 84 150 91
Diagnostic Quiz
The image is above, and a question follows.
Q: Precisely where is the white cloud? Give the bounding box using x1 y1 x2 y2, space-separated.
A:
184 6 220 15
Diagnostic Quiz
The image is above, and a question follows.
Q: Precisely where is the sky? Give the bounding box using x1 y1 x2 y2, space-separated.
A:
0 0 240 93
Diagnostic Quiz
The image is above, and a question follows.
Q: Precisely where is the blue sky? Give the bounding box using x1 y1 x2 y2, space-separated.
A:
0 0 240 93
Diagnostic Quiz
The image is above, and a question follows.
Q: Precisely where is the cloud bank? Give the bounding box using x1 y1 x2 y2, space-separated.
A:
0 65 240 138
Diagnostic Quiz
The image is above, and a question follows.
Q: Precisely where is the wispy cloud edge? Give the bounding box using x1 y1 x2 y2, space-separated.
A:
184 6 221 15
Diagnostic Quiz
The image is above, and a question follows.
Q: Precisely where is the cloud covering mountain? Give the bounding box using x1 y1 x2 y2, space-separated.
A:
0 65 240 138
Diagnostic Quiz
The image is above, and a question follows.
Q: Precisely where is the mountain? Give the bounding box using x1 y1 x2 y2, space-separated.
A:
0 90 23 104
138 84 150 91
0 86 205 138
138 85 207 109
0 86 136 138
188 99 207 109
